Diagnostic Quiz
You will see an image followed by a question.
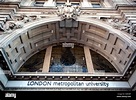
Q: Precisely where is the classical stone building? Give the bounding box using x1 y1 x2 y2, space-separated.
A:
0 0 136 91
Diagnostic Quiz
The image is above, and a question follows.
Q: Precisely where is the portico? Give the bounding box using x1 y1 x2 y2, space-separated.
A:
0 0 136 91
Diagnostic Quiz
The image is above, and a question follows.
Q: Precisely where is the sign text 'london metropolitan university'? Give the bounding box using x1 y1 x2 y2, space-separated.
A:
6 81 130 88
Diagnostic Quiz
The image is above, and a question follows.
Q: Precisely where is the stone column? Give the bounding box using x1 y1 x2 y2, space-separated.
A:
84 46 94 73
42 46 52 72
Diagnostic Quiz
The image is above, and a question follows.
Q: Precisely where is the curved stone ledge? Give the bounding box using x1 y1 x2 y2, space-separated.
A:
0 17 61 72
0 17 61 45
77 17 135 45
77 17 136 73
0 16 135 74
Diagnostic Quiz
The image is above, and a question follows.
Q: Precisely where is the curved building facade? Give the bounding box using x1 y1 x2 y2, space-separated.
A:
0 0 136 91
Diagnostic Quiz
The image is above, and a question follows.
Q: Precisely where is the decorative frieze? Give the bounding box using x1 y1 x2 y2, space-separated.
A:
106 18 136 36
57 0 81 20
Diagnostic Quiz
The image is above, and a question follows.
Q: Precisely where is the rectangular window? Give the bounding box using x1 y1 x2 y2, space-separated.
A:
56 2 65 6
34 1 44 7
92 3 101 8
71 3 79 6
35 1 44 4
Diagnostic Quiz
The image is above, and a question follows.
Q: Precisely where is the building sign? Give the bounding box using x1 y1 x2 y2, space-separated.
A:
6 81 130 88
62 43 74 48
26 81 109 87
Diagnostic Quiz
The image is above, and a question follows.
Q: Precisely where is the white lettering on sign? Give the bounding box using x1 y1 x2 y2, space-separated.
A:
62 43 74 48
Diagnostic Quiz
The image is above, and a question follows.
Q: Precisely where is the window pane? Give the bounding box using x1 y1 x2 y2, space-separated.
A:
92 3 101 8
34 2 44 7
56 2 65 6
71 3 79 6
